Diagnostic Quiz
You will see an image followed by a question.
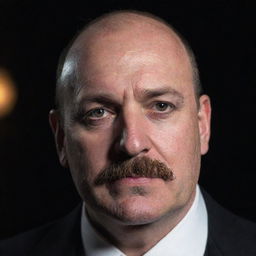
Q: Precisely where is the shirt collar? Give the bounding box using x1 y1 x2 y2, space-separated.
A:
81 185 208 256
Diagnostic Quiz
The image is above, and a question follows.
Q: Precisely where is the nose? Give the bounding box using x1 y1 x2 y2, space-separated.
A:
117 109 151 157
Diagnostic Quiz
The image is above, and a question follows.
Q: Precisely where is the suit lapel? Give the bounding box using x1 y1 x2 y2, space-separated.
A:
204 233 223 256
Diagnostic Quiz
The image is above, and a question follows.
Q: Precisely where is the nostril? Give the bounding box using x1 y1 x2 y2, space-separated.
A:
142 148 149 153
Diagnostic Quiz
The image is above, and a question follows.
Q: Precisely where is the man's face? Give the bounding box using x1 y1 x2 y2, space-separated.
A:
52 24 211 225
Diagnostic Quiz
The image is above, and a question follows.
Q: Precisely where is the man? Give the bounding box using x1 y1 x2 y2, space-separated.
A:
1 10 256 256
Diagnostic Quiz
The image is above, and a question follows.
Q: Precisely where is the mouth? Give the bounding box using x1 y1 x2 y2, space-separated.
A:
111 176 155 185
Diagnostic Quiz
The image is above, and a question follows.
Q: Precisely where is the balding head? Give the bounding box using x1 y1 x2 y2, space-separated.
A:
56 10 202 120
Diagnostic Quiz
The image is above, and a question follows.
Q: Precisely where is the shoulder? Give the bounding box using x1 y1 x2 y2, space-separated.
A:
0 204 83 256
0 221 57 256
202 189 256 255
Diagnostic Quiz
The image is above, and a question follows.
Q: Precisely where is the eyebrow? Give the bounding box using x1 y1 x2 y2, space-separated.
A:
140 87 184 103
75 93 120 110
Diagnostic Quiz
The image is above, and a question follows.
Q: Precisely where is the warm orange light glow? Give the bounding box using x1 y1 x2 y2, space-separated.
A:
0 69 17 118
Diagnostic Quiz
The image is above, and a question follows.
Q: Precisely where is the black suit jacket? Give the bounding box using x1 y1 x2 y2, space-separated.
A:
1 191 256 256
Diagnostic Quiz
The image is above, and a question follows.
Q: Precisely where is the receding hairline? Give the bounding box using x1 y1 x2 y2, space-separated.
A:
56 10 203 116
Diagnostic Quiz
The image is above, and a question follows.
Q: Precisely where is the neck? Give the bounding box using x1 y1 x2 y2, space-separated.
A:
86 191 196 256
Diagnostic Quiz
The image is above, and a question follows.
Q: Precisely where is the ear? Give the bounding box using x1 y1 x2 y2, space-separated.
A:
198 95 211 155
49 109 69 168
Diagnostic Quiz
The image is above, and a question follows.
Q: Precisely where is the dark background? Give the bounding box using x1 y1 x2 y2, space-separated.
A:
0 0 255 239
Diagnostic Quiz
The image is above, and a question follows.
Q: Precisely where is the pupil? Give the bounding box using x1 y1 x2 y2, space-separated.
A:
157 103 167 110
94 109 104 117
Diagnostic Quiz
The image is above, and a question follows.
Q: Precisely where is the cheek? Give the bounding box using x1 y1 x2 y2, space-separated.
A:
65 128 113 186
150 114 201 176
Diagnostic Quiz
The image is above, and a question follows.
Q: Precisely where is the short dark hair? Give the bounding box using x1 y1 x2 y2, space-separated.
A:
55 10 203 115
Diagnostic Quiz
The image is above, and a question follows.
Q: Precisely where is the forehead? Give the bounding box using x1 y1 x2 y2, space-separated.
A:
75 19 188 68
62 15 195 106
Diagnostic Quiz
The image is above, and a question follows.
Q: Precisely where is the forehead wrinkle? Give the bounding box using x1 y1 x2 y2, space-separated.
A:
118 51 163 68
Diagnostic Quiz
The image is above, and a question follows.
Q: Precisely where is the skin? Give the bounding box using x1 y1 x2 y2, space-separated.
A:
49 12 211 256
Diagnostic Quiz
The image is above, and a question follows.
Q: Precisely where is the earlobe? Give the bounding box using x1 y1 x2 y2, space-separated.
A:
49 109 69 168
198 95 211 155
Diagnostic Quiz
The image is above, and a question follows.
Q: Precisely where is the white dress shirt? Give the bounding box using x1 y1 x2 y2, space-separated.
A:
81 185 208 256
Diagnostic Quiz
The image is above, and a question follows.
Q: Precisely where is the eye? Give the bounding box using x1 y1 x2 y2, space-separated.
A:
87 108 106 118
155 102 169 111
75 106 116 127
82 107 116 125
154 102 175 112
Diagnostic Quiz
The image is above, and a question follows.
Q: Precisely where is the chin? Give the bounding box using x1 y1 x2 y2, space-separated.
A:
103 196 170 226
86 182 184 226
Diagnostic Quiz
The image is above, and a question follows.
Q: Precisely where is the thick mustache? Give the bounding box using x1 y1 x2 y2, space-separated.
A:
94 156 175 185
